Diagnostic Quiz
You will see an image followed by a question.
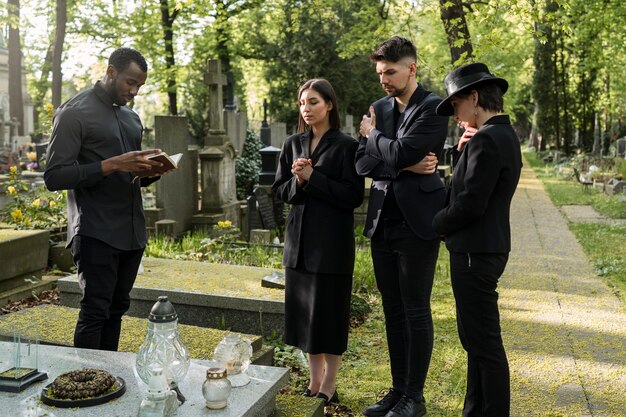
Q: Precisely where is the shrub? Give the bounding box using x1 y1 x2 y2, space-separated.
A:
1 166 66 230
235 129 263 200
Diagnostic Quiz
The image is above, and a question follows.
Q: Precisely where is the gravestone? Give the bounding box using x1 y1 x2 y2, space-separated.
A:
253 187 277 229
342 114 355 137
193 59 241 231
224 109 248 155
617 138 626 157
260 99 271 147
270 122 287 149
605 178 626 195
151 115 196 237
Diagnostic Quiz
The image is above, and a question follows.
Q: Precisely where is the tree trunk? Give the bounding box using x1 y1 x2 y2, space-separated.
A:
32 44 54 133
160 0 178 115
52 0 67 108
439 0 474 65
8 0 24 136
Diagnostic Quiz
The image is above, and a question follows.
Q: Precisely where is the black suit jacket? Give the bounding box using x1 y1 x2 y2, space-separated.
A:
355 84 449 240
273 129 364 274
432 115 522 253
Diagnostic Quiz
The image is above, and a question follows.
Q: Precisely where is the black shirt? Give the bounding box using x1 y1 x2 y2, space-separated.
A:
44 81 150 250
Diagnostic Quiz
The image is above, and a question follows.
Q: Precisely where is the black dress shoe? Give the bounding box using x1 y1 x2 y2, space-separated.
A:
384 395 426 417
302 388 318 397
363 388 403 417
316 389 339 405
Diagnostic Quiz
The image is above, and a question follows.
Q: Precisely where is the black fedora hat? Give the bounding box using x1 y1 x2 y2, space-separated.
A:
436 62 508 116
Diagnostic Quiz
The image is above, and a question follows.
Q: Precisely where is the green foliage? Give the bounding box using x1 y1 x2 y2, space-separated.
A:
235 129 262 200
570 223 626 300
0 166 66 230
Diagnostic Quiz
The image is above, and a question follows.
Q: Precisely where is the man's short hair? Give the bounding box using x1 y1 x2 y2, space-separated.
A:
109 48 148 73
370 36 417 63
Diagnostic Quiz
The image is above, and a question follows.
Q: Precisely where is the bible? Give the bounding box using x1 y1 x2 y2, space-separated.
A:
134 152 183 179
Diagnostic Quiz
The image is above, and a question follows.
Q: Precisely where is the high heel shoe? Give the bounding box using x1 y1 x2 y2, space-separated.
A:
302 388 318 397
316 389 339 405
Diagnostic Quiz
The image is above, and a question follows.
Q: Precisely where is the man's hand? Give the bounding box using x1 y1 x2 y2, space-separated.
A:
457 122 478 151
101 149 163 176
359 105 376 139
291 158 313 185
402 152 438 174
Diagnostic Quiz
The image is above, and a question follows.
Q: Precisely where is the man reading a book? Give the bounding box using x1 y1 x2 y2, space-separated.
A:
44 47 162 351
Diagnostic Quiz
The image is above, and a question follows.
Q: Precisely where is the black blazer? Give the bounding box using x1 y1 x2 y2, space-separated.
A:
432 115 522 253
355 85 449 240
273 129 364 274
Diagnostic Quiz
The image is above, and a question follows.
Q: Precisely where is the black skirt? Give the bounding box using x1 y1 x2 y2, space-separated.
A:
284 266 352 355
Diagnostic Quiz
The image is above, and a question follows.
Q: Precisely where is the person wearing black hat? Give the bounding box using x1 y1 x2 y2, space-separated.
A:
356 36 448 417
432 62 522 417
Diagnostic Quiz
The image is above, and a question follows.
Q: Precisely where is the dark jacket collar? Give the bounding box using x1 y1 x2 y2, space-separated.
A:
483 114 511 126
299 128 340 159
94 81 116 107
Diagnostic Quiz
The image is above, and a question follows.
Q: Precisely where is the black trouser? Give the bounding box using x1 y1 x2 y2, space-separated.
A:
450 252 510 417
371 219 440 399
71 235 144 351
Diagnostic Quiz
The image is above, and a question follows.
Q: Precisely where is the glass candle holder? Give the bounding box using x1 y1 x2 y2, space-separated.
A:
0 323 47 392
202 367 231 409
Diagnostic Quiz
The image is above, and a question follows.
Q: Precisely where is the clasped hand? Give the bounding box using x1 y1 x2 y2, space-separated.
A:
292 157 313 185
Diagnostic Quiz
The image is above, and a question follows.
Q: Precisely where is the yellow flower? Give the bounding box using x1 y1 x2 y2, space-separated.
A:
32 198 41 208
27 152 37 162
217 220 232 229
10 209 23 221
10 166 17 174
49 200 56 208
7 186 16 195
23 217 31 227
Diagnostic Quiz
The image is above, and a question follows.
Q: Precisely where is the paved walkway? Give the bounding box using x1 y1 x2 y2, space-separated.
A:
561 204 626 227
502 163 626 416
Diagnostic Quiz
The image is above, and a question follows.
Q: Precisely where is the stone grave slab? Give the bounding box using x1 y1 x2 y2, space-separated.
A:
58 257 286 336
0 341 289 417
0 305 273 365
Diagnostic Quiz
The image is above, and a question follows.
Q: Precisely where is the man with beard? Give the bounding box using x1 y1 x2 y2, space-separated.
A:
45 48 162 351
355 36 448 417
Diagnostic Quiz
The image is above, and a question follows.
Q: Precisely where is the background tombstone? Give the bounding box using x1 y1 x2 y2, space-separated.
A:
193 59 240 232
223 108 248 155
149 115 197 237
342 114 355 137
270 122 287 149
617 138 626 157
260 99 271 147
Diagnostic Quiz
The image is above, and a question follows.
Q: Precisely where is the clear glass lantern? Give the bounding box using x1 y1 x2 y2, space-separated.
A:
0 323 47 393
213 333 253 387
137 367 179 417
136 296 190 402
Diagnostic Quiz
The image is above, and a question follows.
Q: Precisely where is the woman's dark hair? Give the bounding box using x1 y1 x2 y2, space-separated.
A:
109 48 148 73
296 79 341 134
370 36 417 63
455 82 504 113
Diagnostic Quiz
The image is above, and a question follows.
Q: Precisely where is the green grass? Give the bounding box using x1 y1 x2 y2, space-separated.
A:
569 223 626 301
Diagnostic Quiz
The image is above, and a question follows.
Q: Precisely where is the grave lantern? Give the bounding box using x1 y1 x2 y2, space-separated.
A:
259 145 281 185
137 366 179 417
135 296 190 403
213 333 253 387
0 323 47 392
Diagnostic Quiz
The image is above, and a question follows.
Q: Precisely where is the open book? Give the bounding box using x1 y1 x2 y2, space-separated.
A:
135 152 183 179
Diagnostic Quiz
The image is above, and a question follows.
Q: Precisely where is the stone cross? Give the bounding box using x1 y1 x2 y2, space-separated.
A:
206 59 227 132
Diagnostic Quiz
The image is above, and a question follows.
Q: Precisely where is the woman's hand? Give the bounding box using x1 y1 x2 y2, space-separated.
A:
291 158 313 184
402 152 438 174
457 121 478 151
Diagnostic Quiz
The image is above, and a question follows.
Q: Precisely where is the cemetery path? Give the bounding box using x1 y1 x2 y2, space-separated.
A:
502 162 626 417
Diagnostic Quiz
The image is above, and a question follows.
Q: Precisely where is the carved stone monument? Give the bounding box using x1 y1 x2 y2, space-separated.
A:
192 59 240 231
